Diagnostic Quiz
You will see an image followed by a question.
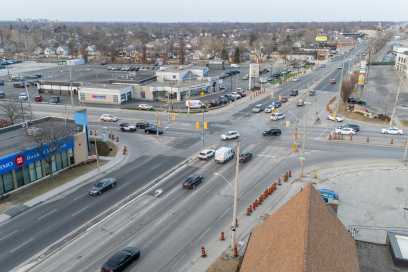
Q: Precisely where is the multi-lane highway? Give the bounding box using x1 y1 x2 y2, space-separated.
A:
3 41 394 272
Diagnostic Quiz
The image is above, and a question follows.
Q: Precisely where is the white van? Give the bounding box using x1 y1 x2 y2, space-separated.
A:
186 100 204 109
215 147 235 163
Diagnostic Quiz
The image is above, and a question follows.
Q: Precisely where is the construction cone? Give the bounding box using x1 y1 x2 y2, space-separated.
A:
252 202 257 210
288 170 292 177
201 246 207 258
220 232 225 241
233 244 239 257
278 177 282 185
246 207 252 216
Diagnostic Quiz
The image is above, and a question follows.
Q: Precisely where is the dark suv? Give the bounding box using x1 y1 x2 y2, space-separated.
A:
89 178 117 196
263 128 282 136
182 176 204 189
145 125 163 134
136 121 151 129
101 247 140 272
239 152 253 163
290 90 299 96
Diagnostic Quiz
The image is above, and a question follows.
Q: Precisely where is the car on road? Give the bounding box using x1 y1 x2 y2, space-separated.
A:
252 104 264 113
290 89 299 96
100 114 119 122
270 100 281 108
101 247 140 272
279 96 288 103
48 96 61 104
309 90 316 96
136 121 151 129
145 125 163 134
264 105 273 113
34 95 43 102
327 114 344 122
335 127 356 135
297 99 305 107
182 176 204 189
215 146 235 163
18 92 28 101
239 152 253 163
120 123 137 132
198 149 215 160
381 127 404 135
230 92 242 99
138 104 154 111
270 112 285 121
13 82 27 88
263 128 282 136
343 123 360 132
220 130 240 140
330 79 336 84
89 178 117 196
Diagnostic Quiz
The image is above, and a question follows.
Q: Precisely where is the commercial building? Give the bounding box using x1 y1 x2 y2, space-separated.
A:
78 84 133 105
240 184 360 272
395 52 408 75
36 80 81 96
0 116 88 197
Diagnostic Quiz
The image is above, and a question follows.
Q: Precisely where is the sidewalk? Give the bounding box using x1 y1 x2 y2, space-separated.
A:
0 143 129 224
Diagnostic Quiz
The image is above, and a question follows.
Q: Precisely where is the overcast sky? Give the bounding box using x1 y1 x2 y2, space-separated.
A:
2 0 407 22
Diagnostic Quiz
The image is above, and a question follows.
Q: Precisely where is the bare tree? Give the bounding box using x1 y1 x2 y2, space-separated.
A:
0 100 26 124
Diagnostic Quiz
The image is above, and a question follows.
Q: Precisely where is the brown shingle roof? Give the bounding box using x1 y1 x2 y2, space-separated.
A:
240 184 360 272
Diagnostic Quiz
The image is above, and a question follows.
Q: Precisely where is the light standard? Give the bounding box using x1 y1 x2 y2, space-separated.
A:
214 140 240 257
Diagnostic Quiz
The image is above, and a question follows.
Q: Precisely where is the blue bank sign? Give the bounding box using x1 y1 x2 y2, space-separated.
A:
0 137 74 175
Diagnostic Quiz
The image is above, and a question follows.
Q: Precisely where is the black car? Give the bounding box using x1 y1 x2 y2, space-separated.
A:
101 247 140 272
145 125 163 134
347 97 366 106
218 96 229 104
136 121 151 129
89 178 117 196
263 128 282 136
239 152 253 163
290 90 299 96
13 82 27 88
343 124 360 132
224 94 236 101
182 176 204 189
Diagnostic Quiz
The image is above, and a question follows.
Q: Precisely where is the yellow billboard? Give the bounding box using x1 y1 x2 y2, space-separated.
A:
315 35 328 42
358 74 365 86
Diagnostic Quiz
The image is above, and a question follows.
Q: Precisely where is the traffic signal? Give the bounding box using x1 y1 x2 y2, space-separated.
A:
195 121 200 129
204 121 208 130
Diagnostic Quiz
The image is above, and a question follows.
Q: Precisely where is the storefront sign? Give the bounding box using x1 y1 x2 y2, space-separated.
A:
91 94 107 100
0 137 74 175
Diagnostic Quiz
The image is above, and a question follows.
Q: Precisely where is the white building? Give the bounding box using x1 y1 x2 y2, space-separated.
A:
155 66 209 82
78 84 133 105
395 52 408 75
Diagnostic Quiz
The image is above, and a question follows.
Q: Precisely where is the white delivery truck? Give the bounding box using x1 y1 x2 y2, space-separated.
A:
185 100 204 109
214 147 235 163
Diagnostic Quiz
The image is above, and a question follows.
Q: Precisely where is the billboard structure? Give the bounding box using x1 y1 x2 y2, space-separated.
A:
315 35 328 42
249 63 260 90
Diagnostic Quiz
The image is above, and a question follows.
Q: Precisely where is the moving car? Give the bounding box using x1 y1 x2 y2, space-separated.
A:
343 123 360 132
252 104 264 113
309 90 316 96
297 99 305 107
18 92 28 101
34 95 43 102
239 152 253 163
220 130 240 140
290 89 299 96
215 147 235 163
48 96 61 104
279 96 288 103
101 247 140 272
120 123 137 132
100 114 119 122
381 127 404 135
182 176 204 189
144 125 163 134
270 112 285 121
327 114 344 122
138 104 153 111
264 105 273 113
329 79 336 84
263 128 282 136
89 178 117 196
136 121 151 129
335 127 356 135
198 149 215 160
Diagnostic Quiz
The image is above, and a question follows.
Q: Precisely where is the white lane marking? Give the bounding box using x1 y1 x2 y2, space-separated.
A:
9 238 34 254
0 229 19 242
71 206 89 218
37 209 57 221
72 195 83 202
257 154 276 159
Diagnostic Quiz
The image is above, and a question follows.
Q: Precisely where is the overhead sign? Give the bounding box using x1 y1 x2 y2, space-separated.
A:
249 63 260 78
315 35 328 42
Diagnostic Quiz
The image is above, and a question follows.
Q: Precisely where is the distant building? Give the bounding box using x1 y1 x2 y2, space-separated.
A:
44 47 56 57
395 52 408 75
56 46 69 57
240 184 361 272
78 84 133 105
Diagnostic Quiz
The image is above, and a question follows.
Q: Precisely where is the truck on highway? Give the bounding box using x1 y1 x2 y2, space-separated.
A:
185 100 204 109
214 147 235 163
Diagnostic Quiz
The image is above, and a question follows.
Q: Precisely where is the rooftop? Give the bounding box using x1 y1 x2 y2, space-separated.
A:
0 117 79 157
80 83 132 90
146 79 210 88
240 184 360 272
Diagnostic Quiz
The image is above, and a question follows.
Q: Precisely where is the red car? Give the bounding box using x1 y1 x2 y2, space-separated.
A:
34 95 43 102
330 79 336 84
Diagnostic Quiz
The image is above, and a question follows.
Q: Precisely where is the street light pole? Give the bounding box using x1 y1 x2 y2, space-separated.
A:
231 141 240 257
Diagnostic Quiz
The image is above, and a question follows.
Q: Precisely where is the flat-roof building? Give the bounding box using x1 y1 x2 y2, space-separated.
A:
78 84 133 105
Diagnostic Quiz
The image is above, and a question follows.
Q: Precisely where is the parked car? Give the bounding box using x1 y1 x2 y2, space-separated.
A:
270 100 281 108
239 152 253 163
101 247 140 272
198 149 215 160
136 121 151 129
335 127 356 135
309 90 316 96
34 95 43 102
145 125 163 134
329 78 336 84
48 96 61 104
218 96 229 104
343 124 360 132
182 176 204 189
120 123 137 132
89 178 117 196
290 89 299 96
279 96 288 103
297 99 305 107
252 104 264 113
100 114 119 122
237 91 247 97
215 146 235 163
13 82 27 88
381 127 404 135
230 92 242 100
270 112 286 121
220 130 240 140
327 114 344 122
263 128 282 136
138 104 153 111
264 105 273 113
18 92 28 101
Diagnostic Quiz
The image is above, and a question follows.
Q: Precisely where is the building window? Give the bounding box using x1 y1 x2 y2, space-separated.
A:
0 176 4 195
42 159 51 176
61 151 68 169
23 167 30 185
113 95 118 104
68 149 74 165
35 160 43 179
29 163 37 181
51 155 57 172
79 93 85 101
56 153 62 171
16 168 25 187
2 173 14 193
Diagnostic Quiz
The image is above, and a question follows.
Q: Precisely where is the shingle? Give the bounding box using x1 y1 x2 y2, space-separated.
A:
240 184 360 272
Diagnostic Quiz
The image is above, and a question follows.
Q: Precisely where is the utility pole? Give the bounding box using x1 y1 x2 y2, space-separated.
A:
94 130 100 170
335 62 345 115
201 109 205 147
156 111 160 137
231 141 240 257
300 107 307 178
389 77 403 127
403 139 408 166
